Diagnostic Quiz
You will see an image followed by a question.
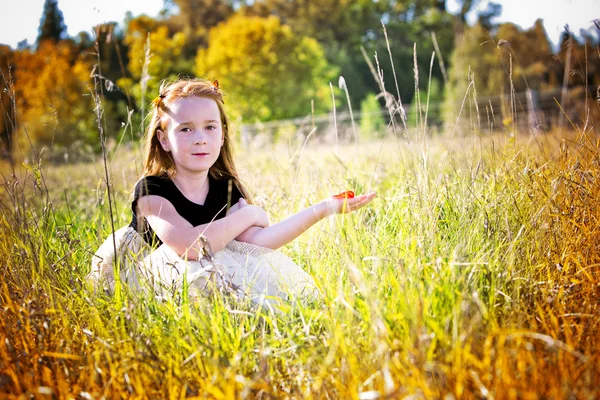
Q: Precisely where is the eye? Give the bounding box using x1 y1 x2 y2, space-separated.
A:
206 125 218 131
179 127 191 133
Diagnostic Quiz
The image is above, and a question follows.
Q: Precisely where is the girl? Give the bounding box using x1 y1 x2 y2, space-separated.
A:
90 78 376 304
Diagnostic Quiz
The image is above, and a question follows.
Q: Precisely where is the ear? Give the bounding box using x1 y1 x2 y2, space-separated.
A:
157 129 170 152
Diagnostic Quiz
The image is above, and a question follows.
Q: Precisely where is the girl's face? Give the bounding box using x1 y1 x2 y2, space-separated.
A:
157 96 224 177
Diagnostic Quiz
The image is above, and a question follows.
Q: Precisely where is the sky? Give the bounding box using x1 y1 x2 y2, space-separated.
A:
0 0 599 49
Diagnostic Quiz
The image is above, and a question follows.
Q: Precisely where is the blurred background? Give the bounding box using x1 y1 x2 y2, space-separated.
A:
1 0 599 163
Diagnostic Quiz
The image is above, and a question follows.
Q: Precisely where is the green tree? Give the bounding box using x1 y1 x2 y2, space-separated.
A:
162 0 235 71
242 0 456 113
163 0 233 42
442 20 556 133
443 23 504 131
448 0 502 33
359 93 386 139
36 0 68 45
196 14 337 122
376 5 454 109
408 78 443 131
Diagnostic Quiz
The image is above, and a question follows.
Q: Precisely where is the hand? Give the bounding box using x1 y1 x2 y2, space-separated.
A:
226 199 243 215
244 200 270 228
322 192 376 215
227 198 270 227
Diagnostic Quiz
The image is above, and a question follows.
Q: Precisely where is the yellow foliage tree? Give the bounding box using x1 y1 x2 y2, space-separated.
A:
117 15 187 112
12 41 96 161
495 20 553 92
196 14 337 122
443 21 560 133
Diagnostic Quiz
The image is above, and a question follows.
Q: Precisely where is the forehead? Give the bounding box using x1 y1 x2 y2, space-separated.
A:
165 96 221 123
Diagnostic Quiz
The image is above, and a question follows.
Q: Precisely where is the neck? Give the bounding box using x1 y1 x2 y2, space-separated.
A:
171 170 210 201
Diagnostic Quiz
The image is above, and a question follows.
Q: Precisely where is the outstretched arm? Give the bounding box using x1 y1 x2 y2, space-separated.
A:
231 192 376 249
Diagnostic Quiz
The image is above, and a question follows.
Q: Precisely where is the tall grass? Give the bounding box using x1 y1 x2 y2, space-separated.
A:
1 126 599 397
1 29 599 398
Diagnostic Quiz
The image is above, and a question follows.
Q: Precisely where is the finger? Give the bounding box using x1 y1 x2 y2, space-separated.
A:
348 193 374 211
361 192 376 205
227 201 240 215
356 192 376 204
239 198 248 207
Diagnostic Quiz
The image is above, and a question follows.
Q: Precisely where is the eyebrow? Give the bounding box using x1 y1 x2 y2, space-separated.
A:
174 120 220 128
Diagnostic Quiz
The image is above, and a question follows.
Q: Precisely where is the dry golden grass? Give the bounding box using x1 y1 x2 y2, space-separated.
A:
0 129 599 398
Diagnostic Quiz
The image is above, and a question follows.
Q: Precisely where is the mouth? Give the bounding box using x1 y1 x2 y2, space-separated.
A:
192 152 209 157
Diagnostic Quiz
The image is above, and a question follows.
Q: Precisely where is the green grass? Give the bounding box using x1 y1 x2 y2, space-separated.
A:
1 130 599 398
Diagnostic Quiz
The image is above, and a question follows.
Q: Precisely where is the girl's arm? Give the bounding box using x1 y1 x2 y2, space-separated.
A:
231 193 376 249
137 195 269 259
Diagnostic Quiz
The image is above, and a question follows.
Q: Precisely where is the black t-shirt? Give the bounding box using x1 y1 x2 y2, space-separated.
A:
129 174 243 246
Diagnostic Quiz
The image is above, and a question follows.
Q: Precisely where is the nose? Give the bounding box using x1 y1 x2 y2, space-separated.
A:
193 130 208 145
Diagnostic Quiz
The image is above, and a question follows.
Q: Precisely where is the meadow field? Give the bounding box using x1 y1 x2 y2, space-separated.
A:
1 123 599 398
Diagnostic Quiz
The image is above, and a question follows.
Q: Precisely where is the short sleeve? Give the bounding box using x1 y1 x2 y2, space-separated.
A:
230 180 244 207
129 176 171 247
131 176 170 215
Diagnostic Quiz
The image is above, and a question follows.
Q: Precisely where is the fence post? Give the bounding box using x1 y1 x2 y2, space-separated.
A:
526 88 541 133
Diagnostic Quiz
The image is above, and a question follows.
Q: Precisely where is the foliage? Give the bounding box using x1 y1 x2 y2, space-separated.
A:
3 0 599 158
442 23 512 132
163 0 234 45
441 20 600 132
407 78 444 130
11 41 97 161
196 14 337 122
160 0 236 78
117 15 187 114
451 0 502 28
0 45 16 158
368 5 455 111
36 0 68 45
495 20 554 92
243 0 387 46
359 93 387 139
242 0 459 110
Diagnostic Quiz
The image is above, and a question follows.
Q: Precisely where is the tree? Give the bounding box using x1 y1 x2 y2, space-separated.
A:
359 93 386 139
494 20 553 92
163 0 233 42
375 5 455 108
448 0 502 34
36 0 68 45
162 0 235 69
117 15 187 115
240 0 392 109
442 23 504 132
442 21 556 133
88 23 136 142
12 41 97 160
0 45 16 159
407 78 443 131
196 14 337 122
477 2 502 30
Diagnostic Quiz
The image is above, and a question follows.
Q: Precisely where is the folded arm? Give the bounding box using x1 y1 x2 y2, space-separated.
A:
137 195 268 259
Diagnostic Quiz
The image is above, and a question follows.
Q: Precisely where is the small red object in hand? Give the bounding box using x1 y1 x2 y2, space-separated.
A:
331 190 355 199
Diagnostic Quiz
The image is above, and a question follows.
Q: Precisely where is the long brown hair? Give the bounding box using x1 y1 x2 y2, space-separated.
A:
142 78 251 201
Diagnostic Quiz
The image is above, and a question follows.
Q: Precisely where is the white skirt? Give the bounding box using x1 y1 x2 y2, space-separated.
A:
89 226 318 305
